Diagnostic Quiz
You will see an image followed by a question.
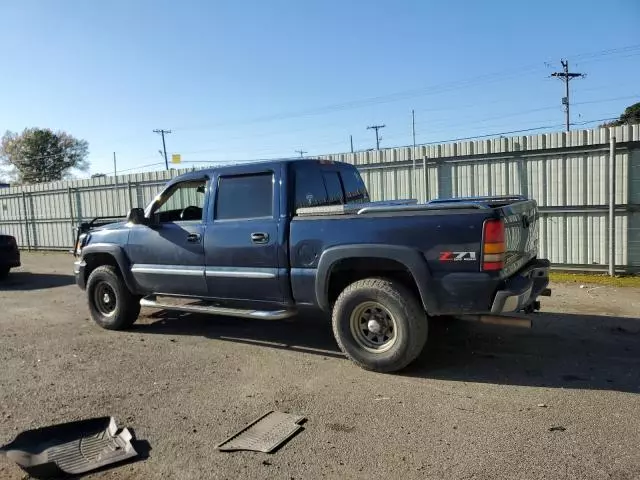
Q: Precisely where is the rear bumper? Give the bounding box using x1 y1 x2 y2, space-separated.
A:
1 249 21 269
490 259 550 313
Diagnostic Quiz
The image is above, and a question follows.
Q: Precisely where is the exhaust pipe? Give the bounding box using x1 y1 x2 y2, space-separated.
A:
459 314 532 329
479 315 532 328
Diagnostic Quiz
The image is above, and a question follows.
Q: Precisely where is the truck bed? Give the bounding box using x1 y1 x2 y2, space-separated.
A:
295 195 528 217
289 195 539 315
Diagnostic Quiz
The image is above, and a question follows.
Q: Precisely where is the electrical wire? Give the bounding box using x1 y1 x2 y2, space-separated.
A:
111 116 622 174
168 43 640 133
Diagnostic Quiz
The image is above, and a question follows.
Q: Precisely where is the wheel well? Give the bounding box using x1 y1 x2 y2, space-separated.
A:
327 257 422 307
84 252 121 283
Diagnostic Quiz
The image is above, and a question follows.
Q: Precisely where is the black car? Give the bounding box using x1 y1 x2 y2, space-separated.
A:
0 233 20 278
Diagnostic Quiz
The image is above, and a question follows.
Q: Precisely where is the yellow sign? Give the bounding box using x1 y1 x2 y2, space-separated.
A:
171 154 181 164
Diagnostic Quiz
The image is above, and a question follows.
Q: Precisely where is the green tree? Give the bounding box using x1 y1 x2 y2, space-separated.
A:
601 102 640 127
0 128 89 184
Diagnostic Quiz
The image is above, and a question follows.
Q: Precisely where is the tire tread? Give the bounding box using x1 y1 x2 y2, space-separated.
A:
86 265 140 330
331 277 428 372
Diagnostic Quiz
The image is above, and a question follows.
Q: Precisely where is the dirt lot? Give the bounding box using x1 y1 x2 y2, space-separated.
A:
1 253 639 480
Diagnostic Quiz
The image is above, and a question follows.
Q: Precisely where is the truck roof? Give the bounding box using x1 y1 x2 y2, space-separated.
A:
170 158 341 184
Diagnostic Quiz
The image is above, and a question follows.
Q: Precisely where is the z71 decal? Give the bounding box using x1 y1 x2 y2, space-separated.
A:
439 251 477 261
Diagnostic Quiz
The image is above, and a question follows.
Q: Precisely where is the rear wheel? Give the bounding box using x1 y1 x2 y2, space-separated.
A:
0 267 9 279
86 265 140 330
332 277 428 373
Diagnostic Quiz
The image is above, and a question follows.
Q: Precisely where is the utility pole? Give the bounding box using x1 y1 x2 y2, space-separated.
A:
367 124 386 150
113 152 117 178
295 149 307 158
551 60 585 131
350 135 354 153
153 129 172 169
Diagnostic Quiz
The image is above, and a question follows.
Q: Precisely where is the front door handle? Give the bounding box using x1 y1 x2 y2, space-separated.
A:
251 232 269 244
187 233 201 243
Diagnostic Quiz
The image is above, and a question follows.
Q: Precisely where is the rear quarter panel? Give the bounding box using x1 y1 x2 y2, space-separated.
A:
289 210 501 313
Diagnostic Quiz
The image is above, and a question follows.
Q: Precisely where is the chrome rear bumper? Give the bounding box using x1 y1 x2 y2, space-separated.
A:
491 259 550 314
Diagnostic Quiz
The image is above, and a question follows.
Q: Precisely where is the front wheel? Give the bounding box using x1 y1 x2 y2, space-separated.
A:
86 265 140 330
332 278 428 373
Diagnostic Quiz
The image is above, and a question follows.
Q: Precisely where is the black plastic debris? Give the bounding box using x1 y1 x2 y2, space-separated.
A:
0 416 138 479
217 411 305 453
549 425 567 432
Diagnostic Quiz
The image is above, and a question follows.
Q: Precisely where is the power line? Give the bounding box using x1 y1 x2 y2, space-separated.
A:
569 44 640 61
411 94 638 130
164 43 639 134
407 117 617 147
97 116 620 176
153 129 172 170
117 161 166 173
367 124 386 150
295 149 307 158
551 60 586 131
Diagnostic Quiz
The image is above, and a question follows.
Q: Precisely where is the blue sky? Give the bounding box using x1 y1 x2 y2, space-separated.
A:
1 0 639 176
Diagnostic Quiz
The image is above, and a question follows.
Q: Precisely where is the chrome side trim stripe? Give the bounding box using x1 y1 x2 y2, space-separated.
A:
131 265 279 279
131 265 204 276
205 267 277 279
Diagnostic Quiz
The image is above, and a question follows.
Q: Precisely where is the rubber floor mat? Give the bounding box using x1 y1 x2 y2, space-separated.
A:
0 416 138 479
217 411 305 453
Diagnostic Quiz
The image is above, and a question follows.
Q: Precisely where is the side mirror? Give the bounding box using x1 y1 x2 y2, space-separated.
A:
126 207 146 225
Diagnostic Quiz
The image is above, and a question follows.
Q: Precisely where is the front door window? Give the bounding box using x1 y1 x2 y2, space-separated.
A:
154 180 207 223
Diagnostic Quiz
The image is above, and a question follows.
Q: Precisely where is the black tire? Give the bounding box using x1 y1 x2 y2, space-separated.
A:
86 265 140 330
0 267 9 279
332 277 428 373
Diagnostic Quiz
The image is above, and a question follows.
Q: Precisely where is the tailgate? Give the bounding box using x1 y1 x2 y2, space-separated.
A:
499 199 538 276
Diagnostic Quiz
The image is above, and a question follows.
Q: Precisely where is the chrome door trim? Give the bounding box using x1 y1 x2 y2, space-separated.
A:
131 264 205 276
204 266 278 279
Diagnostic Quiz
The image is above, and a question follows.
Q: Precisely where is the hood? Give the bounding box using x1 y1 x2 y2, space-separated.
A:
92 221 128 232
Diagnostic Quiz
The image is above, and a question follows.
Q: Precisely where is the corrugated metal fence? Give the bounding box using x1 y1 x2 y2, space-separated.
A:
1 125 639 271
321 126 640 272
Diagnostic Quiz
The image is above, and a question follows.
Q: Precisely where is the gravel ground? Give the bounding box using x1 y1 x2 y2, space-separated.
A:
1 252 639 480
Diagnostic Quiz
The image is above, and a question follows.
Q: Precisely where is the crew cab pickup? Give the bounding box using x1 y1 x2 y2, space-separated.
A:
74 158 550 372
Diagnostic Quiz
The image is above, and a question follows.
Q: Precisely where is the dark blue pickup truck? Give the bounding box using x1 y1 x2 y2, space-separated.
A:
74 158 550 372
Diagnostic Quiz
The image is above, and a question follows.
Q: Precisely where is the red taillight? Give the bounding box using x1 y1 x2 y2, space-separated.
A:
482 219 505 271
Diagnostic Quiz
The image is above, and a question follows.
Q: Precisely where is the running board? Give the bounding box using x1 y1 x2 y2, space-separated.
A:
140 296 297 320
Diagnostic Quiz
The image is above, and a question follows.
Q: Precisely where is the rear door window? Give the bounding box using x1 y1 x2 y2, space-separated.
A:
322 171 344 205
215 173 274 220
294 165 328 209
339 166 369 204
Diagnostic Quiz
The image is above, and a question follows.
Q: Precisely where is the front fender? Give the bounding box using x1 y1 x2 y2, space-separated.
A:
81 243 139 293
315 244 438 314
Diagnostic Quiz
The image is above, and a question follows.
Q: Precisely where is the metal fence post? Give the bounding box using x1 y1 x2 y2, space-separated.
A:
67 187 75 247
608 134 616 276
423 157 428 203
21 192 31 251
127 182 134 210
435 159 442 199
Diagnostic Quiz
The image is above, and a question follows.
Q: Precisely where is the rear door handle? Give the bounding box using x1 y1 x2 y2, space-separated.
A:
187 233 201 243
251 232 269 244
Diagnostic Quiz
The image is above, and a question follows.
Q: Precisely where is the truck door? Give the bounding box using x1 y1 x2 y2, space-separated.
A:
203 170 285 303
127 177 209 296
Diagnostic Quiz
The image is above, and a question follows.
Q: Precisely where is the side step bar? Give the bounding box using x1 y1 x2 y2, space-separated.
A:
140 296 297 320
